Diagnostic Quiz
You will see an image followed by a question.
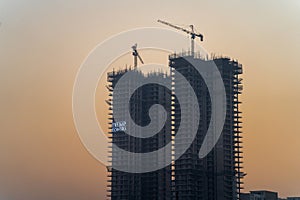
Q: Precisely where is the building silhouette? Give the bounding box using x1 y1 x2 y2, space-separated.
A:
170 52 243 200
107 52 244 200
106 69 172 200
240 190 278 200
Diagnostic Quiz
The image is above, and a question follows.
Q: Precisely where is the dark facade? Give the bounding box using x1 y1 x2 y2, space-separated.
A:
240 193 250 200
106 69 172 200
249 190 278 200
107 52 244 200
170 53 243 200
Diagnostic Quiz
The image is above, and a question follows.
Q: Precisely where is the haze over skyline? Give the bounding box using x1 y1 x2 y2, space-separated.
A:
1 0 300 199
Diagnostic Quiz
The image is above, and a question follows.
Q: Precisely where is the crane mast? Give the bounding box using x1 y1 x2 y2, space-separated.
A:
157 19 203 57
131 44 144 69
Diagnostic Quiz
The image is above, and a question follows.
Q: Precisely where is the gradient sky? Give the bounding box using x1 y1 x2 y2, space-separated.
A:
1 0 300 199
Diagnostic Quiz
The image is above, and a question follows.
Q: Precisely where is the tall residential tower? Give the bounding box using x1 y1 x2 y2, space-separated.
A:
170 52 243 200
106 69 172 200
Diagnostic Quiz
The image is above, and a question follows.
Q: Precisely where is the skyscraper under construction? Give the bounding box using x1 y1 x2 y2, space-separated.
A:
106 69 172 200
106 52 244 200
170 52 243 200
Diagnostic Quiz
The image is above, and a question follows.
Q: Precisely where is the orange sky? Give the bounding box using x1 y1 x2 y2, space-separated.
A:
1 0 300 199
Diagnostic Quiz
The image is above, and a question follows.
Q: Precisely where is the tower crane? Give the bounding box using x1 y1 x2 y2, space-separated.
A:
157 19 203 57
131 43 144 69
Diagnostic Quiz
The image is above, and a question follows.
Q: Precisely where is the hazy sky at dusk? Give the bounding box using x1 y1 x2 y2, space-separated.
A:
1 0 300 199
